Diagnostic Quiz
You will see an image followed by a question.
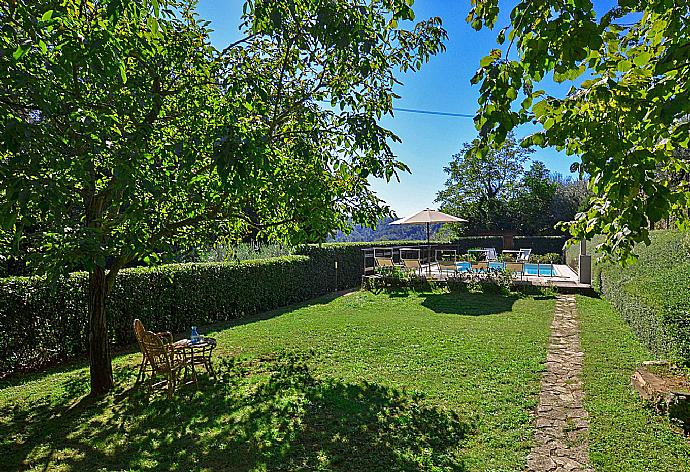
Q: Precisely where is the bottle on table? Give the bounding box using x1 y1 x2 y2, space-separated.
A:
191 326 200 344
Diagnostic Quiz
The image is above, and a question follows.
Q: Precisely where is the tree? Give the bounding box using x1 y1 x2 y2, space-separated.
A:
0 0 445 394
512 161 558 234
549 176 589 230
467 0 690 261
435 132 532 234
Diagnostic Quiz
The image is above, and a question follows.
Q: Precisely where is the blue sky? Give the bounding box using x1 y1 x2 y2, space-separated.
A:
195 0 593 217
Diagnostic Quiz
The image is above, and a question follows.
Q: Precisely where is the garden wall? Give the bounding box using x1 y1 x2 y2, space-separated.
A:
0 235 569 376
590 230 690 365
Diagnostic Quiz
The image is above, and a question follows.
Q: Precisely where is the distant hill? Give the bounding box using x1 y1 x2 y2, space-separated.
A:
328 217 441 242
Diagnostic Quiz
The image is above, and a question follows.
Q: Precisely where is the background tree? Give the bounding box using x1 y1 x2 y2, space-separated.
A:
549 176 590 230
435 132 531 234
467 0 690 261
511 161 558 234
0 0 445 394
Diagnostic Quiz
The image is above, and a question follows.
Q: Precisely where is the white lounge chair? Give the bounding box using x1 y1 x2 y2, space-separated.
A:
484 248 498 261
517 248 532 263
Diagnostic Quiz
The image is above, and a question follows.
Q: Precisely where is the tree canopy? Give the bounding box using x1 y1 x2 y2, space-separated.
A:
436 133 584 237
467 0 690 261
0 0 445 393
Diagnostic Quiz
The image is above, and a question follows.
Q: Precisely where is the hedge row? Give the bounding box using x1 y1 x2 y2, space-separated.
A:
591 230 690 365
0 236 570 376
0 256 331 376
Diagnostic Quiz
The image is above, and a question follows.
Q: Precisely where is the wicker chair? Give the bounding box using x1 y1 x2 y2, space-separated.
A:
140 329 187 398
133 319 173 383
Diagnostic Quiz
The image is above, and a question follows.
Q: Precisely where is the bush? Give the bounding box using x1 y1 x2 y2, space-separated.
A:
451 235 567 260
445 269 513 295
564 241 580 271
533 253 561 264
591 230 690 365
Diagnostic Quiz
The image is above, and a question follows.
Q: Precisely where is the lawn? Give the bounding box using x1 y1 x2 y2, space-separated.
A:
0 291 554 471
577 295 690 471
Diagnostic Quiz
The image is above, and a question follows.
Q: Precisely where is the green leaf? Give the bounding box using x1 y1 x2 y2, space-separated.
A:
12 44 29 60
480 55 494 67
633 51 651 67
617 59 632 73
119 62 127 84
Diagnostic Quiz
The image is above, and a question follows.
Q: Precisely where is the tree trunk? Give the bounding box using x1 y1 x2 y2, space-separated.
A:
88 266 113 395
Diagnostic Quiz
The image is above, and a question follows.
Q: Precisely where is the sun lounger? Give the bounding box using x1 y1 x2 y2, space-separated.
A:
517 248 532 263
375 257 397 268
484 248 498 261
402 259 425 275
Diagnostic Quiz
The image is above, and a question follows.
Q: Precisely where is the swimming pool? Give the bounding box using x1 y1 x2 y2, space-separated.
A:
455 261 556 276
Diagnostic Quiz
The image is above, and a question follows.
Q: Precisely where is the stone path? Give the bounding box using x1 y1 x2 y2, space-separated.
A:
526 295 592 472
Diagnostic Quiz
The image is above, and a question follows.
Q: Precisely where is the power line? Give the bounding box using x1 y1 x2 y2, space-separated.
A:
393 107 474 118
317 100 474 118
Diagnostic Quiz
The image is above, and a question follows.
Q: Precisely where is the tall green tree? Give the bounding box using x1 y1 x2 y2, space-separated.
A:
467 0 690 261
435 132 532 233
512 161 558 234
0 0 445 394
549 176 590 231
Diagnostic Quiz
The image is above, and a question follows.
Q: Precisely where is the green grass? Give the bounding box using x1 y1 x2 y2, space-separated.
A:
577 295 690 471
0 291 554 471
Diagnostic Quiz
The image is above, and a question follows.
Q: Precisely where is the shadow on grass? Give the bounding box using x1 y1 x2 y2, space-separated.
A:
420 291 519 316
2 351 470 471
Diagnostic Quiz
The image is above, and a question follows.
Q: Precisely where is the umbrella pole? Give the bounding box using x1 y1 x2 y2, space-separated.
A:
427 222 431 275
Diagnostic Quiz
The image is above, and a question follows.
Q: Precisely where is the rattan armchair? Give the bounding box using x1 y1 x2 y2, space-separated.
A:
139 329 187 398
133 319 173 383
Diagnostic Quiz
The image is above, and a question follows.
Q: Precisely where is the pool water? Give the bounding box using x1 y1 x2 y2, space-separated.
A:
455 261 556 276
524 263 556 276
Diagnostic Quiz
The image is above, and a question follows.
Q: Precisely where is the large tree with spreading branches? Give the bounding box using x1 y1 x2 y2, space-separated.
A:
0 0 445 394
467 0 690 261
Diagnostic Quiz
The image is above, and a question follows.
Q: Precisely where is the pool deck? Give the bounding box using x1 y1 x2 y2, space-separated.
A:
364 264 593 293
512 264 593 293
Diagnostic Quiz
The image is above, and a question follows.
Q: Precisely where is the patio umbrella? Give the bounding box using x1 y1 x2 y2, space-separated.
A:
391 209 467 274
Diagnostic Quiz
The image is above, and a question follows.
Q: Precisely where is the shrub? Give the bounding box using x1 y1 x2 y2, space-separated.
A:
533 253 561 264
446 269 513 295
564 241 582 271
592 230 690 365
514 236 567 257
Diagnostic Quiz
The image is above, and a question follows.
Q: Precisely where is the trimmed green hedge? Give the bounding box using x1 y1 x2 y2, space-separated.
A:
564 241 580 271
591 230 690 365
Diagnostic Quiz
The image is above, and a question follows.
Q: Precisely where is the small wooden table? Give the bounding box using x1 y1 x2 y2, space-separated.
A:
174 337 217 383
